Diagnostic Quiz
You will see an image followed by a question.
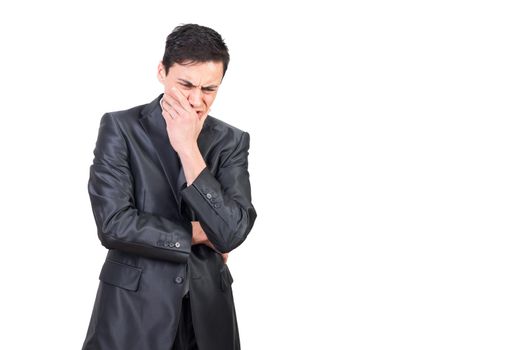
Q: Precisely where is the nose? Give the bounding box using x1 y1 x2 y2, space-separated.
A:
187 88 204 109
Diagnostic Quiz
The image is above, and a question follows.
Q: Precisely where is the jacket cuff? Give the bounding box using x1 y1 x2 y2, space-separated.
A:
181 167 223 219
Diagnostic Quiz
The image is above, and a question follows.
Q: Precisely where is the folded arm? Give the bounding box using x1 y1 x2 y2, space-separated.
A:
179 131 257 253
88 113 192 263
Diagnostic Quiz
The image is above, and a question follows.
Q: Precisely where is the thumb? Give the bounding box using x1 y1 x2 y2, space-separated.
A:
198 114 207 130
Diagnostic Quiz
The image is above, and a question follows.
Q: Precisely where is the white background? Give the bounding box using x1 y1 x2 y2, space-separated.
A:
0 1 523 349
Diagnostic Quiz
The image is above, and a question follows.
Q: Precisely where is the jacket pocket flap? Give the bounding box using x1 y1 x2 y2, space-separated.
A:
99 259 142 292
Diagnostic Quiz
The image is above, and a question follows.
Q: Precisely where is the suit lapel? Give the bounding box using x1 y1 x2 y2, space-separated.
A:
139 95 186 216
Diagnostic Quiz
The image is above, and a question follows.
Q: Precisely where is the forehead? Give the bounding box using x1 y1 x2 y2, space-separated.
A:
168 61 223 85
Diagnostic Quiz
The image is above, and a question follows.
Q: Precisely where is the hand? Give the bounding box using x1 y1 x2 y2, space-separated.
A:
191 220 209 246
161 86 207 154
191 221 229 263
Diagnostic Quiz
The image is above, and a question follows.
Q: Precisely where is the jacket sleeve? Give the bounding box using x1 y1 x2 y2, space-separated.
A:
88 113 192 263
180 131 257 253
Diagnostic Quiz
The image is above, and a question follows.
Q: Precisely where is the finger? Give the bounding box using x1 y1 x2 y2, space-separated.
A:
164 93 193 121
162 93 184 113
198 113 207 129
170 85 193 112
162 98 185 120
222 253 229 263
161 109 174 125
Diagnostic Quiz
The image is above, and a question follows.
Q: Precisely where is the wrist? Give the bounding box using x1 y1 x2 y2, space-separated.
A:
179 146 206 186
177 142 200 160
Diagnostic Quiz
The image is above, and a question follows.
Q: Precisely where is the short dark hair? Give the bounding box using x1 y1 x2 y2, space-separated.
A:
162 24 230 77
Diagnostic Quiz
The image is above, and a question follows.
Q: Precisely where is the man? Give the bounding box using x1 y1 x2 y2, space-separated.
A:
82 24 257 350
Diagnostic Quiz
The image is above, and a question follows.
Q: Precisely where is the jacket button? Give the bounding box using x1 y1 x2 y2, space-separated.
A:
175 242 181 248
174 276 184 284
168 242 175 248
214 203 221 208
206 193 212 199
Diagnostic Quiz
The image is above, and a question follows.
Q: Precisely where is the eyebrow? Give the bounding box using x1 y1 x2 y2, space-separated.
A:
177 79 219 90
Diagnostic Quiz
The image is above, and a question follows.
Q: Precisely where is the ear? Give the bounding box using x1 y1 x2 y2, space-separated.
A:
157 62 166 84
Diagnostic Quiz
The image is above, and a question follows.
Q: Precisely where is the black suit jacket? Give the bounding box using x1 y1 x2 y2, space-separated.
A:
82 95 257 350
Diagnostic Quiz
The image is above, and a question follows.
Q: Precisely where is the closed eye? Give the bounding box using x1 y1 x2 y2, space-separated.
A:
177 79 219 93
179 83 193 89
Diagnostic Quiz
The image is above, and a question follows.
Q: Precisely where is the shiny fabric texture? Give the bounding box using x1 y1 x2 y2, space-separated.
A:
82 95 257 350
172 295 198 350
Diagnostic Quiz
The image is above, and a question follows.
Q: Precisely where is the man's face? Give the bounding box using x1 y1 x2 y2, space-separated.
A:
157 61 223 120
